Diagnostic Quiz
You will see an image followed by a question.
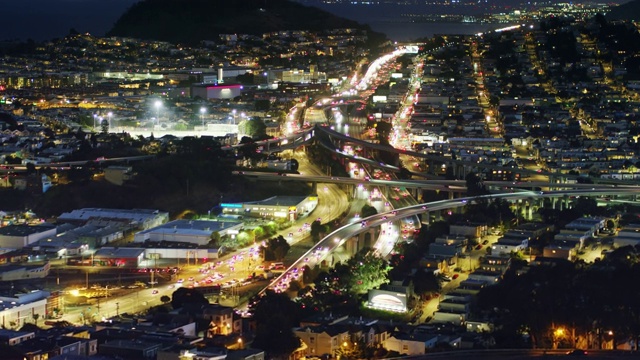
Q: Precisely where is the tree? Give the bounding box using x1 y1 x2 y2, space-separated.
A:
160 295 171 304
361 204 378 218
238 117 267 138
253 226 265 242
251 291 301 359
31 313 40 325
238 136 258 160
209 231 221 246
253 314 300 359
100 118 109 134
261 235 291 261
255 99 271 112
170 287 209 309
465 172 487 196
310 220 326 242
341 250 390 295
412 269 441 297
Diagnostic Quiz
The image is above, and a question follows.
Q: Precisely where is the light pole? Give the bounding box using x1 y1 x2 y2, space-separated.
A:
200 107 206 129
154 100 162 126
93 114 97 131
107 112 113 131
232 109 237 124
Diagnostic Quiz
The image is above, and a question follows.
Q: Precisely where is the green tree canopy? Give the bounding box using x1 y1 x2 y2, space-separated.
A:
360 204 378 218
251 291 302 359
238 116 267 138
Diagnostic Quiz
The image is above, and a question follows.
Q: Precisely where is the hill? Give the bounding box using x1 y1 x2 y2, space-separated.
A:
107 0 382 43
606 0 640 21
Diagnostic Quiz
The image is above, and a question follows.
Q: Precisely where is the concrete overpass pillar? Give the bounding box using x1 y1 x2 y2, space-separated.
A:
311 181 317 194
421 211 430 226
448 191 454 200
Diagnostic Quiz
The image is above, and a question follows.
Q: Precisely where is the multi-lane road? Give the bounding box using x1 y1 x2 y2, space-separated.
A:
265 187 640 293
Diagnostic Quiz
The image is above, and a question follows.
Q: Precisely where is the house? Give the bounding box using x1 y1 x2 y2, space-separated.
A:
202 304 241 336
449 223 488 239
99 339 163 359
543 243 576 261
564 217 605 237
104 166 134 186
294 325 350 358
0 329 35 345
383 332 439 355
419 255 450 274
12 174 53 194
467 269 502 285
614 224 640 248
478 256 511 273
491 236 528 256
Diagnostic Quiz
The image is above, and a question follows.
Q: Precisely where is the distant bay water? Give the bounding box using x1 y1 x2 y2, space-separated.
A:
369 21 513 42
309 2 518 41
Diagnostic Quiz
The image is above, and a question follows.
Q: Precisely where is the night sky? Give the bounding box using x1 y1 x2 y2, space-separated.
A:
0 0 139 41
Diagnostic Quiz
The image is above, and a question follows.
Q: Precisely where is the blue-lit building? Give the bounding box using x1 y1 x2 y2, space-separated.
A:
220 195 318 221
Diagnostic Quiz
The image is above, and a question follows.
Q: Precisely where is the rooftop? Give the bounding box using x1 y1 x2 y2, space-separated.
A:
244 195 309 207
0 224 56 237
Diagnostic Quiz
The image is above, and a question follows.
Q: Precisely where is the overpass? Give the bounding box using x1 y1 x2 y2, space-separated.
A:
262 186 640 294
0 155 156 173
233 171 635 201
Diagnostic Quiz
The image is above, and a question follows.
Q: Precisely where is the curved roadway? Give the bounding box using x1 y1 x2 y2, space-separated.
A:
264 187 640 293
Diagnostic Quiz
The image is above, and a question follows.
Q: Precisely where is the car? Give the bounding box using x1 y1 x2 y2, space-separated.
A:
441 275 452 282
452 274 459 280
566 349 587 356
152 290 159 295
482 239 489 245
475 244 483 250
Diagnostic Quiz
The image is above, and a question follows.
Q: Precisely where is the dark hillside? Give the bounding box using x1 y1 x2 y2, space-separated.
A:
606 0 640 20
108 0 380 43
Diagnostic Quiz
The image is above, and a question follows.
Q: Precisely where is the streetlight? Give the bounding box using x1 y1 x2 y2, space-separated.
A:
154 100 162 125
232 109 237 124
200 107 206 129
93 114 97 131
107 112 113 131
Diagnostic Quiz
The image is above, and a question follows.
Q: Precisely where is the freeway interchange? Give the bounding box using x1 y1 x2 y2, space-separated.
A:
259 173 640 293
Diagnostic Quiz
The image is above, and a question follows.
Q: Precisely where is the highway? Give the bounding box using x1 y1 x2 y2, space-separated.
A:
234 171 635 192
0 155 156 172
264 187 640 293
